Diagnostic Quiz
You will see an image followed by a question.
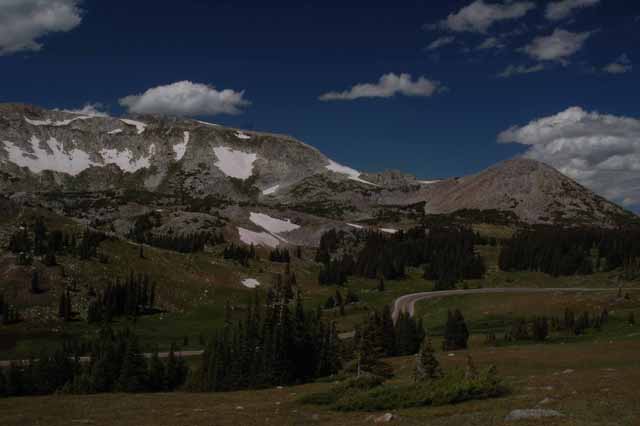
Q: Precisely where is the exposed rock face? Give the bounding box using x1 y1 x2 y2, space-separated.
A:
0 103 636 247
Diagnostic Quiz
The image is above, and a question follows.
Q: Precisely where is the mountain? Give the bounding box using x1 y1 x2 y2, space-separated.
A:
0 104 635 248
419 158 632 225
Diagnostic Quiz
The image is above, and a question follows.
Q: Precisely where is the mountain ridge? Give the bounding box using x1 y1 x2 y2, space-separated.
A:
0 103 636 248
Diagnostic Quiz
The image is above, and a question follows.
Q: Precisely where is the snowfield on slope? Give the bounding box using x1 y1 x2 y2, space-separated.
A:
237 227 281 248
235 131 251 140
325 159 377 186
99 144 154 173
241 278 261 289
380 228 398 234
173 131 189 161
213 146 257 179
1 136 155 175
120 119 147 134
2 136 97 175
249 212 300 234
262 184 280 195
195 119 218 127
24 115 98 127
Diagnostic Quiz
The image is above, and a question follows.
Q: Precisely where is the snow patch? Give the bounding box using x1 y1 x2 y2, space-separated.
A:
173 131 189 161
24 115 96 127
420 180 440 185
346 223 364 229
326 159 377 186
24 117 53 126
262 184 280 195
235 131 251 140
213 146 257 180
99 146 152 173
108 129 123 135
195 119 218 127
120 119 147 134
250 212 300 234
238 227 280 248
241 278 261 289
2 136 97 176
2 136 155 175
380 228 398 234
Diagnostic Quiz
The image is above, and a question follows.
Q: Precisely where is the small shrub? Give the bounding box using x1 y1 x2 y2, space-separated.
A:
302 367 505 412
299 373 384 406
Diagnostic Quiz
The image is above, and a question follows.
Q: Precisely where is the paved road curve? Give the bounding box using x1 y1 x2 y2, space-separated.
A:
391 287 618 322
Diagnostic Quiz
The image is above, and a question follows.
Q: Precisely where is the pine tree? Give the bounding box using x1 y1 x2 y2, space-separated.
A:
335 290 345 316
166 343 187 390
443 309 469 350
30 270 40 294
147 349 166 391
414 336 441 382
117 335 148 392
381 305 396 356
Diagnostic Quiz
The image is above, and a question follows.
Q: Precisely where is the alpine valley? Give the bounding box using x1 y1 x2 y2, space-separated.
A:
1 104 640 426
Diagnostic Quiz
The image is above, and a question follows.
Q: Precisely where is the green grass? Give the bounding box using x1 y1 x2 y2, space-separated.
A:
2 338 640 425
414 290 640 344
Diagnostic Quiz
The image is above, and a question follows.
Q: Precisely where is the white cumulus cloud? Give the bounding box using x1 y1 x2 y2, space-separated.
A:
119 81 251 116
434 0 535 33
522 29 592 63
498 106 640 208
603 54 632 75
497 63 545 78
319 73 443 101
0 0 83 55
546 0 600 21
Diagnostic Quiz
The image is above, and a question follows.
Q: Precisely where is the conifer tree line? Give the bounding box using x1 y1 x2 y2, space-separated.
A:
87 272 156 323
354 306 426 360
502 307 611 342
223 243 257 266
0 327 188 397
499 226 640 277
143 231 223 254
190 274 341 392
127 212 224 253
269 248 291 263
7 218 107 264
316 226 485 288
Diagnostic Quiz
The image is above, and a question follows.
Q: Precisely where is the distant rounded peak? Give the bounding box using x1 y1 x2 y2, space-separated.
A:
490 157 557 174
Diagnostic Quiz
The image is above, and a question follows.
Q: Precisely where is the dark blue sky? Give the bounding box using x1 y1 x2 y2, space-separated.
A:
1 0 639 188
